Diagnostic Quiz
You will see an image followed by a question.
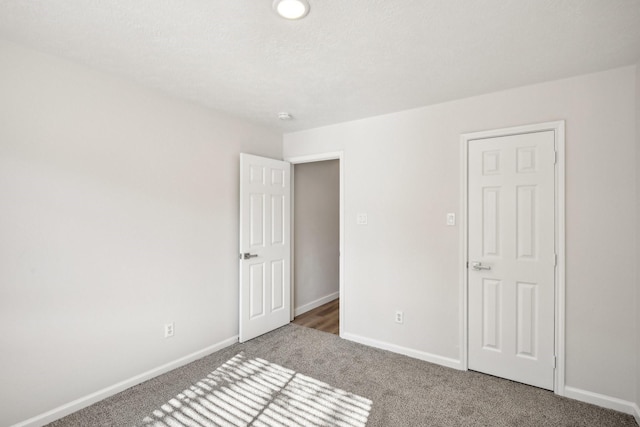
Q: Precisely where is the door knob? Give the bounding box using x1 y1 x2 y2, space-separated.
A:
471 261 491 271
241 253 258 260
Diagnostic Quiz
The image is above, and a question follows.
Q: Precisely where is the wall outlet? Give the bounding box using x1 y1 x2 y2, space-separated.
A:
164 322 174 338
356 213 368 225
395 311 404 324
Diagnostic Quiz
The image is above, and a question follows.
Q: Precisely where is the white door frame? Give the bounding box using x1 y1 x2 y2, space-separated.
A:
285 151 345 337
459 121 566 395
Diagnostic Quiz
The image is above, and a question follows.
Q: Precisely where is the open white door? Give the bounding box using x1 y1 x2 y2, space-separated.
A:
467 131 556 390
239 153 291 342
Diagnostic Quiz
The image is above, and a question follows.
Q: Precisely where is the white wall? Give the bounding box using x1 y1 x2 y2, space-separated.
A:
293 160 340 313
284 67 637 403
0 40 282 427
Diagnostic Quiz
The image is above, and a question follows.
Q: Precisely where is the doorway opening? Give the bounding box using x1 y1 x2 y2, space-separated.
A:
292 298 339 335
286 152 344 337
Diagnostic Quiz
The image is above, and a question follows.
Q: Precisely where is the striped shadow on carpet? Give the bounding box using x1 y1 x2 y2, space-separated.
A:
141 353 372 427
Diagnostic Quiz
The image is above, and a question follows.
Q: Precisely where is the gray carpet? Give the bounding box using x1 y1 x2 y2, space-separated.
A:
48 324 637 426
140 353 372 426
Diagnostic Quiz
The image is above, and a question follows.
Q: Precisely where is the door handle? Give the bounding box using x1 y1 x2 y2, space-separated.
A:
470 262 491 271
240 253 258 260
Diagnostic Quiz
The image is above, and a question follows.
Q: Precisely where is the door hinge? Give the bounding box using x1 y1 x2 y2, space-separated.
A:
553 151 558 164
552 355 557 368
554 254 557 267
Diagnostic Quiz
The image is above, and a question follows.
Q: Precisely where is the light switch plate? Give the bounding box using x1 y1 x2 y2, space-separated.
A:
447 213 456 226
357 213 368 225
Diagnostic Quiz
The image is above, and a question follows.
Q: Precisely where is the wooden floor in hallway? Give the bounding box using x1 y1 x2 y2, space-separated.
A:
292 298 339 335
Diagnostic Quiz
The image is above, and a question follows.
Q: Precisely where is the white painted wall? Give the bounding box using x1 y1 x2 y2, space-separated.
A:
293 160 340 314
0 40 282 427
284 67 637 402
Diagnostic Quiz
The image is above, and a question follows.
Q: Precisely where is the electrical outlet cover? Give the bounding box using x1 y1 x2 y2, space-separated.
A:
164 323 175 338
447 213 456 226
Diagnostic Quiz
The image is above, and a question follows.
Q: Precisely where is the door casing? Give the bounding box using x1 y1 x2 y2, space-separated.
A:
460 121 566 395
285 151 345 337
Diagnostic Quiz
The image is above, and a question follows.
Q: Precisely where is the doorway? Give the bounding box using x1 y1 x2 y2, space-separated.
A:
286 152 344 337
461 121 565 393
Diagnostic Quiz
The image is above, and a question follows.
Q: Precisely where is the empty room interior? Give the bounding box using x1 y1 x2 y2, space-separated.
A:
1 1 640 426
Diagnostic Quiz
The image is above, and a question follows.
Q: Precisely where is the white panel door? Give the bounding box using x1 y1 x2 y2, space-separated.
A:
239 153 291 342
468 131 556 390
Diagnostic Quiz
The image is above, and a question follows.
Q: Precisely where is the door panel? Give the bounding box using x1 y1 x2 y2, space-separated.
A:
249 194 264 246
482 278 502 351
482 187 500 256
516 281 537 357
240 153 291 342
271 195 284 244
271 259 285 310
516 186 536 259
468 131 555 390
249 263 265 319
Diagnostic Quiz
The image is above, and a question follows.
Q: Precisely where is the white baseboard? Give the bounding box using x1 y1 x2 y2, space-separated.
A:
563 386 640 423
11 336 239 427
342 332 463 371
294 291 339 317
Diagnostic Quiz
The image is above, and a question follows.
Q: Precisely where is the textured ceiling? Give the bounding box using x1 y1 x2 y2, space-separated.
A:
1 0 639 131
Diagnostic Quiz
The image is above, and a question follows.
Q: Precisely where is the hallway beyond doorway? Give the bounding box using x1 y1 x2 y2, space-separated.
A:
292 299 339 335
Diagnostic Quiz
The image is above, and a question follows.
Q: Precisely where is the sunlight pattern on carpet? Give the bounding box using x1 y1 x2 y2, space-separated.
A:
141 353 372 427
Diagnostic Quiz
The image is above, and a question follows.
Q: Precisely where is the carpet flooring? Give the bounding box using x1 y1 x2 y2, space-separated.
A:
140 353 372 426
48 324 637 426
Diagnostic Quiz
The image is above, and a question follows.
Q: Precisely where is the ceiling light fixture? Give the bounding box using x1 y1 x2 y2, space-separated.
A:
273 0 310 20
278 112 293 120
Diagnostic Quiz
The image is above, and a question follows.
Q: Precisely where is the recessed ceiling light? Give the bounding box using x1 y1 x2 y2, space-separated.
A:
273 0 310 20
278 112 293 120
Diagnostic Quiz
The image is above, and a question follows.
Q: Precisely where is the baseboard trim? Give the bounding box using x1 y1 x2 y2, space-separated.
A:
294 291 339 317
342 332 462 371
11 336 239 427
563 386 640 423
